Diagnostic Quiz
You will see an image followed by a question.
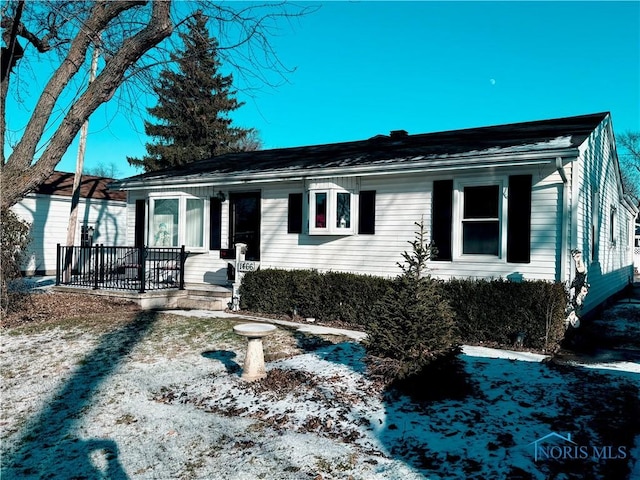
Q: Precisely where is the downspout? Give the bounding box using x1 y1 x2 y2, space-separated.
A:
556 157 569 283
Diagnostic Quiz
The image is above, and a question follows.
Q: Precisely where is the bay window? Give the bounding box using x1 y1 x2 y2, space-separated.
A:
309 189 354 235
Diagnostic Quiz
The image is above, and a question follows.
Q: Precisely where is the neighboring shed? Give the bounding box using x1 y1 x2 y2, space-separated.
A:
115 112 638 315
11 171 127 275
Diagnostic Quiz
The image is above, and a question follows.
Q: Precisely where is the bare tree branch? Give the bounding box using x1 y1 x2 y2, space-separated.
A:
1 0 312 209
618 131 640 201
2 0 172 209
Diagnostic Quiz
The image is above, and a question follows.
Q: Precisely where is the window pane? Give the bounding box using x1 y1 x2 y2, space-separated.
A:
464 185 499 218
463 221 499 255
336 192 351 228
315 192 327 228
153 199 178 246
186 198 204 248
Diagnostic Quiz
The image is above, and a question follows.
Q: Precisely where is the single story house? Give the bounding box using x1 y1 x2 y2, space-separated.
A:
11 171 127 275
115 112 638 315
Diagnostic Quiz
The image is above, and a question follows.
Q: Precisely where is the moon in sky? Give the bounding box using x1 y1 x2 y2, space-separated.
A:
490 78 496 85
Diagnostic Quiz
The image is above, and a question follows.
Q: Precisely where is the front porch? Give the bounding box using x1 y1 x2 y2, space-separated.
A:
54 245 234 310
56 245 187 293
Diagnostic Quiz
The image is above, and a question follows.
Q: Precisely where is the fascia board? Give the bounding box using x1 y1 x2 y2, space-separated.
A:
118 148 579 191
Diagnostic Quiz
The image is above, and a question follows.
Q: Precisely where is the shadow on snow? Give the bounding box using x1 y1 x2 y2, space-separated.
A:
1 311 160 480
202 349 240 374
293 331 639 480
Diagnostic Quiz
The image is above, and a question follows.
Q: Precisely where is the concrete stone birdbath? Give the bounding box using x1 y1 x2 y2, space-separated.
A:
233 323 277 381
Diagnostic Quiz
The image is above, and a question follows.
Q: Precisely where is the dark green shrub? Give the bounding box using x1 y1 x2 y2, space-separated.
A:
239 268 389 325
442 278 566 352
238 268 297 314
1 208 31 314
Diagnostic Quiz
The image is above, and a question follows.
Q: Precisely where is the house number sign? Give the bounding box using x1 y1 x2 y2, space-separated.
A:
237 261 258 272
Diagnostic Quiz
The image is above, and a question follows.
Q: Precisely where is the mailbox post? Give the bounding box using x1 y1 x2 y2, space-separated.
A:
231 243 247 311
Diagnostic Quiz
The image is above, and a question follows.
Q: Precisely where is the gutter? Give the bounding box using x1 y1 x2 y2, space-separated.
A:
556 156 570 283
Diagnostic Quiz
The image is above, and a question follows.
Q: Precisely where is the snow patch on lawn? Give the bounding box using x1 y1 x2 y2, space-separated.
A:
462 345 549 362
1 303 639 479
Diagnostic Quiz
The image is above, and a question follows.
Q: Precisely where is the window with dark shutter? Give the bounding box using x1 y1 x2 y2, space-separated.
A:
462 185 500 255
210 197 222 250
507 175 532 263
288 193 303 233
358 190 376 234
432 180 453 260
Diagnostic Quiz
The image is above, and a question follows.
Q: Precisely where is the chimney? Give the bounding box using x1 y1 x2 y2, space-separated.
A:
390 129 408 139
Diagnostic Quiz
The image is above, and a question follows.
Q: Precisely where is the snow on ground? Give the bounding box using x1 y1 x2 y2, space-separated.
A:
461 345 549 363
1 295 639 479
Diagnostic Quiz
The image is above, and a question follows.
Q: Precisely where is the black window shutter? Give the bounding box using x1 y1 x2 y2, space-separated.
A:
507 175 532 263
210 197 222 250
134 199 145 247
432 180 453 260
358 190 376 234
288 193 303 233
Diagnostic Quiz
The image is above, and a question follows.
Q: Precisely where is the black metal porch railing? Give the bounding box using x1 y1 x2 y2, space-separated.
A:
56 245 186 293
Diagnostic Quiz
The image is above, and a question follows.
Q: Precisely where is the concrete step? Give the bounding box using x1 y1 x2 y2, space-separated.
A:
184 284 232 296
175 284 233 311
176 296 230 311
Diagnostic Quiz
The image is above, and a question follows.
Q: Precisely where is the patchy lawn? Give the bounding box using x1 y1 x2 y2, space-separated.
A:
1 291 639 479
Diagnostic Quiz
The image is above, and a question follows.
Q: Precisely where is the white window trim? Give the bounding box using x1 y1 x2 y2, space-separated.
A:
452 178 507 261
148 193 209 251
308 188 356 235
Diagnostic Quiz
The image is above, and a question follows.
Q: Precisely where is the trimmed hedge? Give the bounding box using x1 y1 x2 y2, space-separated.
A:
239 269 390 326
239 269 567 352
442 278 567 352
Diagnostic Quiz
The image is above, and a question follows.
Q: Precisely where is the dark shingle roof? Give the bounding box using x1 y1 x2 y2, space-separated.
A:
34 171 126 201
120 112 608 186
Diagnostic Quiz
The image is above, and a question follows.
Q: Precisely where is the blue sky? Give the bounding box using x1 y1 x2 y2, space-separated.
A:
8 1 640 179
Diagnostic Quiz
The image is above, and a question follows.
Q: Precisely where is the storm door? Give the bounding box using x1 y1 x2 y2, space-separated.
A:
229 192 261 260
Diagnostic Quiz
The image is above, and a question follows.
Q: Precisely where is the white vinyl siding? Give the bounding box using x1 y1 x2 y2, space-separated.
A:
262 176 428 277
125 169 566 284
12 193 127 275
261 171 562 281
572 118 635 311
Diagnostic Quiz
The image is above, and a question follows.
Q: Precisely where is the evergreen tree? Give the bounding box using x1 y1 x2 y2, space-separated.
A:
128 12 256 172
364 218 457 381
